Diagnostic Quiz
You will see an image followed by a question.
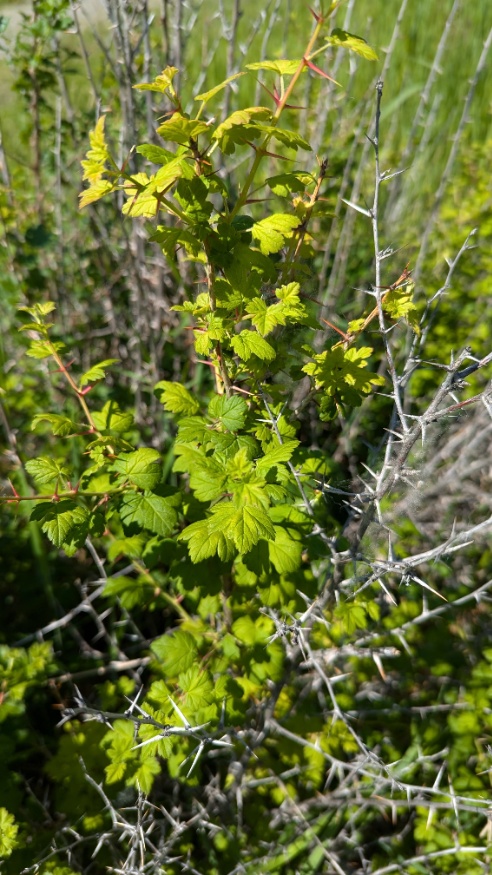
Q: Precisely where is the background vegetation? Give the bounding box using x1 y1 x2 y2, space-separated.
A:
1 1 492 873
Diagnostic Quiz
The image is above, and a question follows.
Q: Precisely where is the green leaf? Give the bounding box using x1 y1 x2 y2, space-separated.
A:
80 115 110 180
212 502 275 553
251 213 300 255
105 761 128 784
30 501 90 549
189 463 228 502
207 395 247 431
383 281 420 334
334 601 368 635
176 416 208 444
246 59 303 75
133 66 179 94
231 329 276 362
25 339 65 359
327 28 378 61
113 448 162 490
156 112 209 145
150 225 201 258
130 756 161 795
212 106 272 143
31 413 78 436
119 492 178 537
102 574 156 609
136 144 176 164
262 126 311 152
178 517 236 563
154 380 201 416
79 177 114 209
267 171 316 197
122 162 185 217
256 439 300 472
245 297 287 336
302 345 385 408
0 808 19 858
151 630 199 676
25 457 68 486
195 71 246 102
179 666 215 712
268 525 303 573
92 401 134 434
79 358 119 388
175 176 213 222
107 536 146 562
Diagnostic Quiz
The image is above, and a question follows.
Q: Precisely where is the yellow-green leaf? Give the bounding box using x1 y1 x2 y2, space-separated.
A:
133 66 179 94
195 71 246 102
326 28 378 61
246 59 303 75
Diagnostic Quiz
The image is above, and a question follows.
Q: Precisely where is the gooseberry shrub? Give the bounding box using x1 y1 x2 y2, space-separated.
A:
3 6 492 874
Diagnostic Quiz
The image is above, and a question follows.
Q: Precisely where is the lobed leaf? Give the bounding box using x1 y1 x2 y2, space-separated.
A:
25 457 68 486
327 28 378 61
246 59 303 75
207 395 247 431
113 448 162 490
133 66 179 94
79 358 119 388
231 330 276 362
251 213 300 255
154 381 201 416
152 630 199 676
156 112 209 145
195 71 246 102
119 492 178 537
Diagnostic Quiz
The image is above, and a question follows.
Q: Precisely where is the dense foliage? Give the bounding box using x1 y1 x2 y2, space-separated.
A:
1 1 492 873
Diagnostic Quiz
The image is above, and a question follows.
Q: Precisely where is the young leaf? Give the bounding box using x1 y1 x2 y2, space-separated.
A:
79 177 114 209
256 440 300 472
155 381 201 416
261 126 311 152
133 66 179 94
251 213 300 255
231 330 276 362
212 106 272 142
327 28 378 61
79 358 119 388
136 144 176 164
195 71 246 103
267 171 316 197
213 502 275 553
156 112 209 145
245 297 287 336
383 281 420 334
80 115 110 180
0 808 19 858
246 59 303 75
122 162 185 217
25 340 65 359
303 345 385 396
178 517 236 563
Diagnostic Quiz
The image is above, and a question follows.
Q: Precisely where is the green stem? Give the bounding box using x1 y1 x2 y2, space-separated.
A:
229 16 325 220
